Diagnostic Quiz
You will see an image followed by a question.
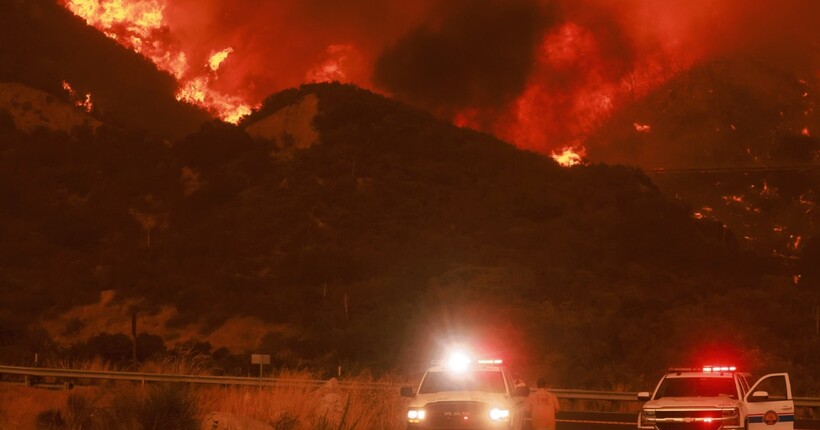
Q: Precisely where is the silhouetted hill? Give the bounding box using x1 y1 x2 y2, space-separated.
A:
0 0 209 139
1 83 818 390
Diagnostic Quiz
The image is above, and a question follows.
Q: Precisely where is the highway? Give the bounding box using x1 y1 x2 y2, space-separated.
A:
3 365 820 429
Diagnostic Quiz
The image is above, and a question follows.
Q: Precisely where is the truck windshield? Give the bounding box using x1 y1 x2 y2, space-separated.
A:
418 370 506 394
655 377 738 399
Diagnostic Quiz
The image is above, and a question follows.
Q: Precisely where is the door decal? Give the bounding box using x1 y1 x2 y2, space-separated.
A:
763 410 778 425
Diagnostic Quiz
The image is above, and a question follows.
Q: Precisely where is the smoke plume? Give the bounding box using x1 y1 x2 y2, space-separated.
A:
60 0 820 152
372 0 555 113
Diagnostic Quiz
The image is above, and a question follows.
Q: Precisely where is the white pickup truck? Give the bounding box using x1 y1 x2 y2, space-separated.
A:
637 366 794 430
400 352 530 430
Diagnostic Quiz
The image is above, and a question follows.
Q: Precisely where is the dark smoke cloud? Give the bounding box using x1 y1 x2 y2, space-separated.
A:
701 0 820 73
372 0 556 112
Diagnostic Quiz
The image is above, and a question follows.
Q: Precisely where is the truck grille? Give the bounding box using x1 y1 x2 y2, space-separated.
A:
657 410 721 419
425 401 490 428
657 423 722 430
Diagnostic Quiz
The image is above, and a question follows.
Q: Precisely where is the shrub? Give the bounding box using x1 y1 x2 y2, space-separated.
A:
96 382 142 429
270 410 298 430
34 409 65 430
139 384 200 430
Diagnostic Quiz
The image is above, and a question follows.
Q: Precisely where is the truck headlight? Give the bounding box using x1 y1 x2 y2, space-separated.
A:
407 409 426 423
722 408 739 426
489 407 510 421
640 409 656 427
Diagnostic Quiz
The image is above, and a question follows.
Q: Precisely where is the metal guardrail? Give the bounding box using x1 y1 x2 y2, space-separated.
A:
0 364 389 390
2 365 820 408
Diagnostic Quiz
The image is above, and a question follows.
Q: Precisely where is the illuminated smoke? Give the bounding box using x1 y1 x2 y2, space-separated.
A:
61 0 820 150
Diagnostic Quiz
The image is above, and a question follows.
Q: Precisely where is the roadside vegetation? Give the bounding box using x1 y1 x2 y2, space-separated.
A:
0 369 407 430
0 83 818 398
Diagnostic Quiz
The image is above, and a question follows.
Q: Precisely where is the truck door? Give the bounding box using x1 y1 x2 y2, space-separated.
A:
745 373 794 430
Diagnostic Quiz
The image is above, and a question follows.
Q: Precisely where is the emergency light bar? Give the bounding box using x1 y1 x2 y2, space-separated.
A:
668 366 738 373
703 366 736 372
431 356 504 369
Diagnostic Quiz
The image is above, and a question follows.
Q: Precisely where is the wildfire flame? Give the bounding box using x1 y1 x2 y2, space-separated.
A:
62 0 253 123
208 48 233 73
77 93 94 113
633 122 651 133
551 145 587 167
62 80 94 113
62 80 75 95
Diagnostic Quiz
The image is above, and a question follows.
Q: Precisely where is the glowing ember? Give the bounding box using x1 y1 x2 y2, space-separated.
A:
692 207 716 220
453 108 481 129
62 80 75 95
802 127 811 136
61 80 94 112
633 122 651 133
790 235 802 250
77 93 94 112
754 181 778 198
551 146 586 167
793 275 801 285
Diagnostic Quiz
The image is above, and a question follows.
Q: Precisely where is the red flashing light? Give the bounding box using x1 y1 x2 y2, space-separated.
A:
703 366 736 372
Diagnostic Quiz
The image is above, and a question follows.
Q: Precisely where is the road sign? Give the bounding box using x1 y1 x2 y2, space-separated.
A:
251 354 270 365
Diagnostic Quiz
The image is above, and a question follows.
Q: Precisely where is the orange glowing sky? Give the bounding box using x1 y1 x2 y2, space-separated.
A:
61 0 820 155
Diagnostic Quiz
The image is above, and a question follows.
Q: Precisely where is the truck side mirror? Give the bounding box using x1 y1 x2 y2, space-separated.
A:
637 391 651 402
750 390 769 402
400 386 415 397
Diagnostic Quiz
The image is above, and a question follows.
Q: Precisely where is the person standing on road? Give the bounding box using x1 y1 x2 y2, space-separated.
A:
526 377 560 430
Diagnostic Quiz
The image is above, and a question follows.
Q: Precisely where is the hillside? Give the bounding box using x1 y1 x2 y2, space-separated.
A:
0 0 209 139
586 58 820 169
585 58 820 262
1 82 818 390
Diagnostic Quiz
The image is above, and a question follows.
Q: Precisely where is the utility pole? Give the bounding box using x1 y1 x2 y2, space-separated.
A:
132 311 137 362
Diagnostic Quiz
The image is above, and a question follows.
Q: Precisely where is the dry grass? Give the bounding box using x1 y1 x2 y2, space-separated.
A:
0 385 95 430
0 369 411 429
199 370 409 429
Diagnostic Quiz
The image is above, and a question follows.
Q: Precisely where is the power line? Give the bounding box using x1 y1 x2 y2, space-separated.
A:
646 164 820 174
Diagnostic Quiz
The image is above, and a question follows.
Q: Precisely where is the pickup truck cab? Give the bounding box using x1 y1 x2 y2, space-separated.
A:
400 352 530 429
637 366 794 430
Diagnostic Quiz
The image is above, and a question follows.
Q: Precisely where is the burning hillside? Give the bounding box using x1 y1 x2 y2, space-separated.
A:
55 0 820 155
0 0 211 138
584 58 820 262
